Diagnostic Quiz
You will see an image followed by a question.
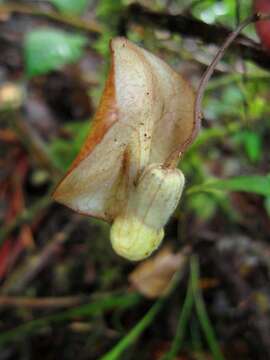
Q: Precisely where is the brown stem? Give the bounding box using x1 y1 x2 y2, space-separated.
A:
1 215 81 295
0 194 52 247
124 4 270 71
0 295 86 308
9 112 62 178
0 3 102 34
164 12 267 168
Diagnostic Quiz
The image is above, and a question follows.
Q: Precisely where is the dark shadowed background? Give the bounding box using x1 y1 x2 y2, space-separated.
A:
1 0 270 359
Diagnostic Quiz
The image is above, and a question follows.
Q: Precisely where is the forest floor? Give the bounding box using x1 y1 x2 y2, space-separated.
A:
1 1 270 359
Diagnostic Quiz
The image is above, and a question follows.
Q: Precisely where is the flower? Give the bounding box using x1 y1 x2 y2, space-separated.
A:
53 37 195 261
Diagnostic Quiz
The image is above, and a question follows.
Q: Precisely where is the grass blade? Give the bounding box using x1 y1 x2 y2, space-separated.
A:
188 175 270 197
161 264 194 360
191 256 225 360
0 293 140 346
100 268 185 360
100 297 165 360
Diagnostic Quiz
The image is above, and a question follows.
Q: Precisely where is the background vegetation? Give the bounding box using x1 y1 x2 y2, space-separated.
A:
0 0 270 359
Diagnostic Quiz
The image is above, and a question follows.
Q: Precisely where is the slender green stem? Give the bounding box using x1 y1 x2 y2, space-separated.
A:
0 293 140 346
161 264 195 360
190 318 205 359
100 297 165 360
100 270 184 360
191 256 225 360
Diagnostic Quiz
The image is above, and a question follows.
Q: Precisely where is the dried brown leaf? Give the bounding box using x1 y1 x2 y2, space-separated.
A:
129 246 189 298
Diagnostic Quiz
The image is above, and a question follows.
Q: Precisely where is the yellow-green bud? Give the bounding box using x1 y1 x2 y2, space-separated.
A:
111 215 164 261
110 164 185 261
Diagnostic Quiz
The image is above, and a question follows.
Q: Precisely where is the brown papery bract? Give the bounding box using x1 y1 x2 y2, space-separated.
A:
53 37 195 224
54 14 270 261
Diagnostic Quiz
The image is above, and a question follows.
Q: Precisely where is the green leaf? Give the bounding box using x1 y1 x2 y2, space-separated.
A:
188 175 270 197
243 131 262 163
49 0 90 15
188 193 218 221
96 0 123 20
24 29 87 77
233 130 262 163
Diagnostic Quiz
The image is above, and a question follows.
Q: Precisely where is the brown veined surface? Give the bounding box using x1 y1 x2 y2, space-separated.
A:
53 37 195 221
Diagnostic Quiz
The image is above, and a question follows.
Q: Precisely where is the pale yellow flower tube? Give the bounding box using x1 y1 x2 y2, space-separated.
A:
111 164 185 261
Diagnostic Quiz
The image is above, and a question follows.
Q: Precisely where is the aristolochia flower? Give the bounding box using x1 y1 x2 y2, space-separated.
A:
53 37 195 261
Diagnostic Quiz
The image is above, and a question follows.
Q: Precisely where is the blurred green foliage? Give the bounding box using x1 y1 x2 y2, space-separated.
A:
94 0 124 56
49 121 90 171
192 0 253 34
24 29 87 77
49 0 91 15
188 174 270 197
233 130 262 163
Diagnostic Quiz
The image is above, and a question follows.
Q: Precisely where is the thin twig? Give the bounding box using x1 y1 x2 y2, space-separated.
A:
0 293 141 346
164 13 265 167
11 114 62 177
1 215 81 295
193 15 257 143
123 4 270 71
0 193 52 247
0 3 102 34
0 296 86 308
